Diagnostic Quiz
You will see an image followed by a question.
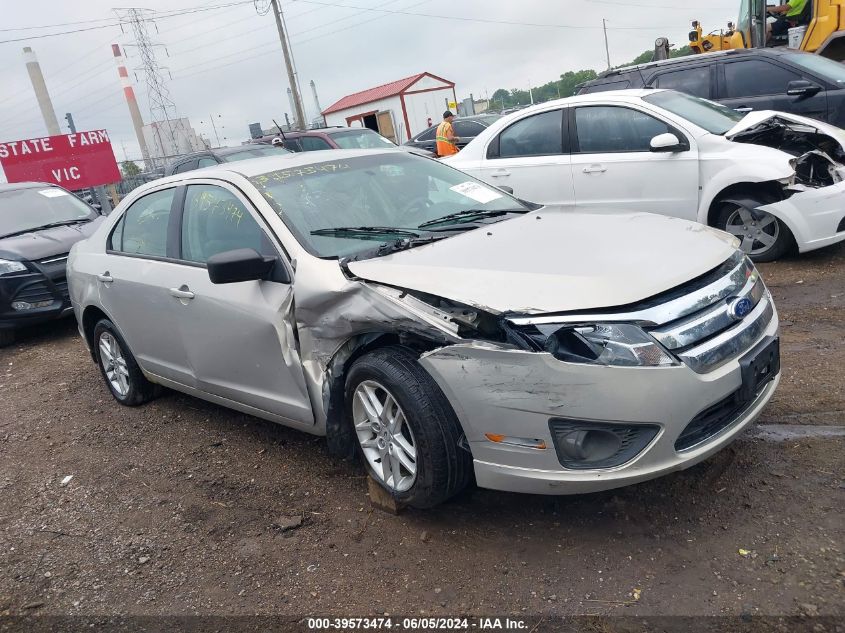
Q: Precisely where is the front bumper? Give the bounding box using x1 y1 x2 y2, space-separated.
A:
759 180 845 253
0 259 72 331
418 312 779 496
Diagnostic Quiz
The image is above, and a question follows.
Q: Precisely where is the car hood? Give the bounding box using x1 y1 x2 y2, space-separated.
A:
726 110 845 150
346 210 738 315
0 217 103 261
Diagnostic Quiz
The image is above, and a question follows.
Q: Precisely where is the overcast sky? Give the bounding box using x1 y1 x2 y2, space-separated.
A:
0 0 736 180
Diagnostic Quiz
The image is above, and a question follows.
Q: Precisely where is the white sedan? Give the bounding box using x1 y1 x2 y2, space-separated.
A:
446 89 845 261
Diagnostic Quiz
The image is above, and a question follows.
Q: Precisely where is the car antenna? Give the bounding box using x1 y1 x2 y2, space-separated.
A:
637 64 649 89
272 118 287 141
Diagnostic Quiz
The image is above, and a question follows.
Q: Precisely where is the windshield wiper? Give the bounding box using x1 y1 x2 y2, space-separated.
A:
0 218 89 240
311 226 421 239
417 207 528 229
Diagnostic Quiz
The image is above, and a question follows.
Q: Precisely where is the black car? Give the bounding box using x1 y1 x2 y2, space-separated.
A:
0 182 104 346
164 145 291 176
403 114 502 154
577 48 845 128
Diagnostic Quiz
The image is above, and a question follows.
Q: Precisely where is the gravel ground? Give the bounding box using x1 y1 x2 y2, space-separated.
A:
0 243 843 627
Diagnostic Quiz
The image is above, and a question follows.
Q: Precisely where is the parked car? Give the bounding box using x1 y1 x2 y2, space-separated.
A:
68 149 780 508
258 127 435 157
446 89 845 261
403 114 502 154
0 182 104 346
576 48 845 128
164 145 291 176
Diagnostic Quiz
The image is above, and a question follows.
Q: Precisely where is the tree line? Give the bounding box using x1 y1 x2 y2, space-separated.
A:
489 45 692 110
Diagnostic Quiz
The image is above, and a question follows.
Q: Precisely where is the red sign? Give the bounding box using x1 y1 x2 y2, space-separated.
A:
0 130 121 189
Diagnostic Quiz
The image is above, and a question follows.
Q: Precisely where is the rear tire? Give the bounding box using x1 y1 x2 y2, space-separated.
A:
93 319 159 406
345 346 471 509
715 198 794 262
0 329 14 348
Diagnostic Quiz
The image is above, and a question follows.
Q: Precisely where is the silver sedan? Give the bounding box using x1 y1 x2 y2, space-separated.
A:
68 149 779 508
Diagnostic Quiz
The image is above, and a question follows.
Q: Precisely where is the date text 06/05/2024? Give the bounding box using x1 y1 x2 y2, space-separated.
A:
306 617 528 630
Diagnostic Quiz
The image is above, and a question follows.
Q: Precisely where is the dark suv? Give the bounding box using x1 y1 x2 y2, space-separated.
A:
258 127 436 157
164 145 290 176
0 182 103 346
577 48 845 128
403 114 501 154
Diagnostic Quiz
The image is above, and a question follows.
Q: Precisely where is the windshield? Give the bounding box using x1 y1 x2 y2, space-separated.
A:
329 130 396 150
222 146 291 162
643 90 743 134
784 52 845 84
0 186 95 238
250 153 529 259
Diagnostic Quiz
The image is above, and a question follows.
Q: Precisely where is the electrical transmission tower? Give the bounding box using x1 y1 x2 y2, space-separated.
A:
114 7 182 165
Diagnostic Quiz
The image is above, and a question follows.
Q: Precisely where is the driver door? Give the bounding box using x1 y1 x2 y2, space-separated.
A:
167 182 314 425
568 105 700 220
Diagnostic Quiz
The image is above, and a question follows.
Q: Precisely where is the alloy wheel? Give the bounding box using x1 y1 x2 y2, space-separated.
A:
352 380 417 492
99 331 130 397
724 206 780 256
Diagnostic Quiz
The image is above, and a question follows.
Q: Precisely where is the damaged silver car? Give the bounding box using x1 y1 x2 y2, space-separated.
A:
68 150 780 507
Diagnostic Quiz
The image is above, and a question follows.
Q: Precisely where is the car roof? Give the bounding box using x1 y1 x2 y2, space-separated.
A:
0 181 58 193
593 48 793 80
132 148 412 195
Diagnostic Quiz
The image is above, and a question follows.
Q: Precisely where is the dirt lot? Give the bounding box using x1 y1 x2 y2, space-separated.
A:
0 243 843 627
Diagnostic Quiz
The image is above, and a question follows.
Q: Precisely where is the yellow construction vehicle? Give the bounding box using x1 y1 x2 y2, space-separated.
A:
689 0 845 60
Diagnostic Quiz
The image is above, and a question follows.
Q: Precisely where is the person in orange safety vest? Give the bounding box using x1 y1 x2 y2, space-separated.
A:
435 110 460 157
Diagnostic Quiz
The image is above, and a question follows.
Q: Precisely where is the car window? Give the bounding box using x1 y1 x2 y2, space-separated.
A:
497 110 563 158
197 157 217 168
643 90 742 134
180 184 272 264
783 52 845 84
112 188 175 257
574 106 672 153
416 127 437 142
453 121 486 137
172 160 196 174
723 60 802 98
0 186 95 238
284 139 303 152
330 129 396 149
299 136 333 151
652 67 710 98
221 146 291 161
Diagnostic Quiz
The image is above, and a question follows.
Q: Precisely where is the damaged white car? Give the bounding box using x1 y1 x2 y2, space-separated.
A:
446 89 845 262
68 150 780 508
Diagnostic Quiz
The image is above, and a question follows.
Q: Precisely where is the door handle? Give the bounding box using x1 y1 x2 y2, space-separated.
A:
169 286 195 300
490 170 511 177
735 107 753 113
97 272 113 283
582 165 607 174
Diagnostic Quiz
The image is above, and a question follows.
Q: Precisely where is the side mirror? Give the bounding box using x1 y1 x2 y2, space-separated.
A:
498 185 514 194
650 132 686 152
787 80 822 98
207 248 288 284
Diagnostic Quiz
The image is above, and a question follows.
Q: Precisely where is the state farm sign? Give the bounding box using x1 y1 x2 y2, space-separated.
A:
0 130 121 189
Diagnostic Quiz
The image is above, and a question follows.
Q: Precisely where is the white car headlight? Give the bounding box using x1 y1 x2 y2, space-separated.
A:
0 259 27 276
515 322 677 367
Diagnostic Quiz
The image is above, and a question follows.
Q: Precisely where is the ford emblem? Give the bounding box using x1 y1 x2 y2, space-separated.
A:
728 297 754 320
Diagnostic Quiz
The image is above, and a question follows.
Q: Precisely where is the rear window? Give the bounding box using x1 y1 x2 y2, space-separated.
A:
221 146 291 162
329 129 396 149
652 67 710 99
579 79 631 94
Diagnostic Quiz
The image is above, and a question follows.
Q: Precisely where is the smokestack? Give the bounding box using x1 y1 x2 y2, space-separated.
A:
310 80 322 116
22 47 60 136
287 88 296 128
112 43 151 167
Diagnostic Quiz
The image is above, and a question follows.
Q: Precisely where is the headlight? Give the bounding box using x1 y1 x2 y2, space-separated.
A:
513 322 677 367
0 259 27 276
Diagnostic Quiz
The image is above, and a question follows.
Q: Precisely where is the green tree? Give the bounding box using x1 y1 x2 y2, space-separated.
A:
120 160 141 177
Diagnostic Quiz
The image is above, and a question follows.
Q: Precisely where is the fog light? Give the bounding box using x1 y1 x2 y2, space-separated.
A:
549 419 660 469
485 433 547 450
11 299 53 311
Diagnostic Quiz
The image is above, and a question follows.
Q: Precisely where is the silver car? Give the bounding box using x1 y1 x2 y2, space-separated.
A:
68 149 780 508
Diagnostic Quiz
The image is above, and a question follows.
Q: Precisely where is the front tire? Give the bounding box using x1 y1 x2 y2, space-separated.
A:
345 346 471 509
715 199 794 262
93 319 158 406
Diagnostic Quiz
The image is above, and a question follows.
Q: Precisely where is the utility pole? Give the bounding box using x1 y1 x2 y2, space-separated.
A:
65 112 112 214
270 0 306 130
603 18 611 69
